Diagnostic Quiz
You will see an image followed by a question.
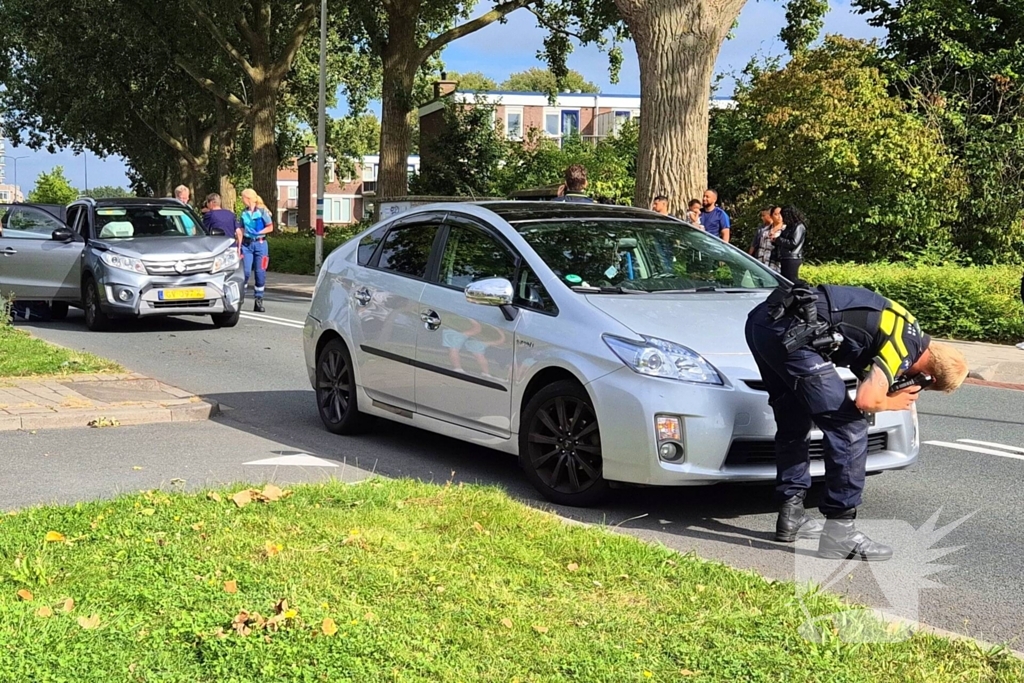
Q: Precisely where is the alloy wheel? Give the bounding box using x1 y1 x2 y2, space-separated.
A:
527 396 602 494
317 347 351 425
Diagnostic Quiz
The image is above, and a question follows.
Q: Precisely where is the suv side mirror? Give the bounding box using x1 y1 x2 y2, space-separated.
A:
51 227 75 242
465 278 513 306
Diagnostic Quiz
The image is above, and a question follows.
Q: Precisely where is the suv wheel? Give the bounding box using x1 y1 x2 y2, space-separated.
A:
316 338 373 435
519 380 610 507
83 277 112 332
211 310 240 328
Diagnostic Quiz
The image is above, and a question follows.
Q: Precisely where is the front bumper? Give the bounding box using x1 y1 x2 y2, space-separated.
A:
587 367 919 487
95 266 246 317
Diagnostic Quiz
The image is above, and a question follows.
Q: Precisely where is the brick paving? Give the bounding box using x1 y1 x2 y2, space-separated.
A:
0 373 218 431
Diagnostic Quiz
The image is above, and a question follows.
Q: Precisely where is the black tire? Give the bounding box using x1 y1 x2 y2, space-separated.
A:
83 277 112 332
519 380 610 507
49 302 69 320
211 309 240 328
315 337 373 435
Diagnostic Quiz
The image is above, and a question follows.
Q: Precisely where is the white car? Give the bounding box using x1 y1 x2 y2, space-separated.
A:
303 202 918 506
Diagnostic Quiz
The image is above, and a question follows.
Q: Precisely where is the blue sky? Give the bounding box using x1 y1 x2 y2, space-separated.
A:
4 1 881 194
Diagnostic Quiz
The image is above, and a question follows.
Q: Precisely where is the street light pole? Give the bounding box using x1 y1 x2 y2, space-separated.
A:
0 155 28 200
314 0 327 273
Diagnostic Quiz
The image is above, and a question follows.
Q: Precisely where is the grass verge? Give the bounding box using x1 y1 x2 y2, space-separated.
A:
0 479 1019 681
0 325 122 378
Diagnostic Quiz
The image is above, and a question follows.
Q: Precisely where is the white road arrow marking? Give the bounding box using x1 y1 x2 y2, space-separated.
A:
957 439 1024 454
243 454 338 467
924 441 1024 462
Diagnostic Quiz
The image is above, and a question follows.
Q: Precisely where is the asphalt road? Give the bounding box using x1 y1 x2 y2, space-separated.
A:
8 293 1024 649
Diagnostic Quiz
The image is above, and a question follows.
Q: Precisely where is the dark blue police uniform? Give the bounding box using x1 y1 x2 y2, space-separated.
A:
745 285 929 517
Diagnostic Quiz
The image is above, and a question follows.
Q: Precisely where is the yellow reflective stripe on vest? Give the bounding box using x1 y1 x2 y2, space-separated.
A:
887 299 915 324
877 342 902 383
879 308 896 335
893 315 908 358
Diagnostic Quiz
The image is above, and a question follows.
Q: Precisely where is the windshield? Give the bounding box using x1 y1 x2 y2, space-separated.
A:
514 218 780 292
94 206 207 239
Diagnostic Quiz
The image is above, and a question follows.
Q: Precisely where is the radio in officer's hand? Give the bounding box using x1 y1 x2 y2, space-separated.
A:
888 373 933 395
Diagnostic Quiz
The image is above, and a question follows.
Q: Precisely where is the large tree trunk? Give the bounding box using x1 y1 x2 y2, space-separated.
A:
251 76 280 223
617 0 745 215
377 11 418 199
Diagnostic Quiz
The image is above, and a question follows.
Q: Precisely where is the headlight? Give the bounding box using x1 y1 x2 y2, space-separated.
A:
100 251 146 274
211 248 241 273
603 334 723 385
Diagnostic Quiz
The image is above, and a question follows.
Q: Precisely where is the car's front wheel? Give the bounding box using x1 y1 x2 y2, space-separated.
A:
316 338 373 435
83 277 112 332
520 380 610 507
211 310 240 328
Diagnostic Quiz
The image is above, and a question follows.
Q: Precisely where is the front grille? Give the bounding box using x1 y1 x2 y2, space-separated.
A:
725 432 889 467
744 378 858 393
150 299 215 309
144 257 215 275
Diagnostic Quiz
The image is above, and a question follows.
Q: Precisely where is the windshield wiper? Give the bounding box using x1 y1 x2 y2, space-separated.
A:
645 286 753 294
571 285 644 294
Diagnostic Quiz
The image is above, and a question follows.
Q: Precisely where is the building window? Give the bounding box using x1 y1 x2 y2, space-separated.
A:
613 110 631 132
544 111 560 137
505 108 523 140
325 198 351 224
361 164 375 182
288 186 298 199
0 191 8 202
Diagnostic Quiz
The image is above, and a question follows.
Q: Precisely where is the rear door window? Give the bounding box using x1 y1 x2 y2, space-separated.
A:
357 224 390 266
376 223 440 279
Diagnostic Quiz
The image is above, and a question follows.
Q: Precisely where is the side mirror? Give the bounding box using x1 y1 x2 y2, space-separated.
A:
51 227 75 242
465 277 514 306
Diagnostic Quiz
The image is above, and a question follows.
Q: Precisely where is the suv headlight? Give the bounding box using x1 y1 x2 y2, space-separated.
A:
603 335 723 385
100 251 146 274
211 248 241 274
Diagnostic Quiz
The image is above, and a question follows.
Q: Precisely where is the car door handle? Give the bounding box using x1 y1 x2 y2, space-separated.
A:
354 287 371 306
420 310 441 330
0 247 16 256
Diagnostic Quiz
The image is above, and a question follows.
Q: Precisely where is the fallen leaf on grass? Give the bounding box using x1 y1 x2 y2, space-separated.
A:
273 599 288 615
16 589 33 602
191 522 205 531
532 625 549 634
140 508 156 516
77 614 101 630
223 580 238 594
680 670 699 677
321 618 338 636
231 490 253 508
566 562 579 572
61 598 75 613
264 541 282 557
206 492 222 503
500 618 513 629
260 484 284 502
231 611 252 636
44 531 65 543
472 521 484 533
35 606 53 618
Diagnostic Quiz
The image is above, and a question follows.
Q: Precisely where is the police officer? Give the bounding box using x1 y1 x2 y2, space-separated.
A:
239 188 273 313
745 281 969 561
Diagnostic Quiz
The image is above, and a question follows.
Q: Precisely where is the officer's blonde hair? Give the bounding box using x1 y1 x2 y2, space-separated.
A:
925 342 969 393
241 188 267 209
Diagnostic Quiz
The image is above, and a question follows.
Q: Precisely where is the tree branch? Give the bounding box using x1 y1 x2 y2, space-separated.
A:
416 0 534 66
526 6 585 41
235 13 259 52
185 0 257 79
273 0 318 81
174 56 251 115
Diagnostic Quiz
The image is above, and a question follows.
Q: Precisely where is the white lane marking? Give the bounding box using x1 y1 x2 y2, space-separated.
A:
924 441 1024 462
244 454 338 467
239 313 304 329
243 311 306 325
957 439 1024 454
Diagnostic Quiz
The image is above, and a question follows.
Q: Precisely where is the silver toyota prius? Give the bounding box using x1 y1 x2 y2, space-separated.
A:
303 202 919 506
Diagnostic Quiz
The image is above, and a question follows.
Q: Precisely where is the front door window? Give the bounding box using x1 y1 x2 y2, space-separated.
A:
561 110 580 137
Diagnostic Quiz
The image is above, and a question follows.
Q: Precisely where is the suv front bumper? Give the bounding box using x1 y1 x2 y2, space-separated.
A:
96 267 246 317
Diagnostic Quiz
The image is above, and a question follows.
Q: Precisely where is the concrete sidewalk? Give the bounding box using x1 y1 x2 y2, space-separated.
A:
0 373 218 431
265 272 1024 387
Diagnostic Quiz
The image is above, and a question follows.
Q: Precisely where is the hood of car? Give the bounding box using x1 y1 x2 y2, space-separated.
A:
584 290 770 380
93 236 234 259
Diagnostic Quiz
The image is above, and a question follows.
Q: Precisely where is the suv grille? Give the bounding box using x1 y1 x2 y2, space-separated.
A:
744 378 858 393
151 299 215 309
725 432 889 467
144 257 215 275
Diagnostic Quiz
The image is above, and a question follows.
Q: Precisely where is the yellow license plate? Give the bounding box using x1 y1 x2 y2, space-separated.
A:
157 288 205 301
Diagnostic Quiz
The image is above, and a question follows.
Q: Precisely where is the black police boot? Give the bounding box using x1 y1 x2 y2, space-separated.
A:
817 509 893 561
775 490 823 542
254 297 265 313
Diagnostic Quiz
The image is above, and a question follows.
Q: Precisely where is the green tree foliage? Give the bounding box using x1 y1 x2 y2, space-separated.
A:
28 167 78 205
729 37 963 263
447 71 499 91
87 186 133 199
501 67 600 94
855 0 1024 264
410 99 508 197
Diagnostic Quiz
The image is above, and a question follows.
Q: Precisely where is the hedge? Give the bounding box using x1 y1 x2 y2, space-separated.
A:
265 236 1024 344
803 264 1024 344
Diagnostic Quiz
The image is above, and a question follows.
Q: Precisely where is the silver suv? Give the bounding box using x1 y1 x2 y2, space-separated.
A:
0 198 245 330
